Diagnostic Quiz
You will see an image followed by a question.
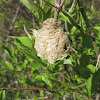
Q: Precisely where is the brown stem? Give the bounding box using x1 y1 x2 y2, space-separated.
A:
57 72 71 82
62 4 68 30
69 0 76 13
43 0 84 33
0 87 93 100
54 0 65 22
54 0 59 22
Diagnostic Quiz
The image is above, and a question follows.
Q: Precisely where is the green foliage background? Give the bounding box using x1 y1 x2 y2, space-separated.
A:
0 0 100 99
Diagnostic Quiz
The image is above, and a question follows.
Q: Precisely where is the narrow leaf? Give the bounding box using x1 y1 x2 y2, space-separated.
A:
87 64 97 73
23 25 32 40
14 38 43 64
42 76 52 88
1 45 12 58
86 75 92 96
5 61 14 71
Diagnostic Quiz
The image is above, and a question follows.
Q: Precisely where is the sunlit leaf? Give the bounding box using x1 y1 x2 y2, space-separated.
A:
42 75 52 88
14 38 43 64
32 63 42 69
5 61 14 71
86 75 92 96
87 64 97 73
14 37 32 48
63 59 73 65
0 90 6 100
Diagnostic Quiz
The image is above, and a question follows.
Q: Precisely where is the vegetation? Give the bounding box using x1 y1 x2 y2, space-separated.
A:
0 0 100 99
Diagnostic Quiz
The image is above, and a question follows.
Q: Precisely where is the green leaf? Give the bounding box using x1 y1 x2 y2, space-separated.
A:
92 68 100 93
5 61 14 71
60 12 72 24
87 64 97 73
32 63 42 69
70 26 77 34
14 38 43 64
86 75 92 96
35 74 43 80
1 45 19 63
42 75 52 88
0 90 6 100
1 45 12 58
14 37 32 48
83 35 93 48
16 65 22 71
0 0 3 5
40 90 44 97
86 27 97 33
20 0 44 22
61 10 84 33
23 25 32 40
93 26 100 31
63 59 73 65
86 68 100 95
44 7 52 20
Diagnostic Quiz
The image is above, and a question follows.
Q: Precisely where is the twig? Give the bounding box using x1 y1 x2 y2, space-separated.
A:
62 4 68 30
43 0 84 34
54 0 59 22
74 83 86 88
56 79 73 88
96 54 100 68
71 47 77 54
56 79 86 88
59 0 65 9
57 72 72 84
9 6 20 34
58 0 61 4
69 0 76 13
54 0 65 22
0 87 93 100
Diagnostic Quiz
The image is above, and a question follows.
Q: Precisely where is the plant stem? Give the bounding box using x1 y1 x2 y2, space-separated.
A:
0 87 93 100
54 0 65 22
43 0 85 34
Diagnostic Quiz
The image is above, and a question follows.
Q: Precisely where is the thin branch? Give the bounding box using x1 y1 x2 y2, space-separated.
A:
57 72 72 84
56 79 73 88
71 47 77 54
62 4 68 30
54 0 59 22
69 0 76 13
58 0 61 4
54 0 65 22
96 54 100 68
43 0 84 33
55 0 58 5
59 0 65 9
93 40 100 57
74 83 86 88
0 87 93 100
56 79 86 88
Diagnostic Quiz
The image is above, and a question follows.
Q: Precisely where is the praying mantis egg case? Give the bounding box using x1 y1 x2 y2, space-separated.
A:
33 18 70 64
